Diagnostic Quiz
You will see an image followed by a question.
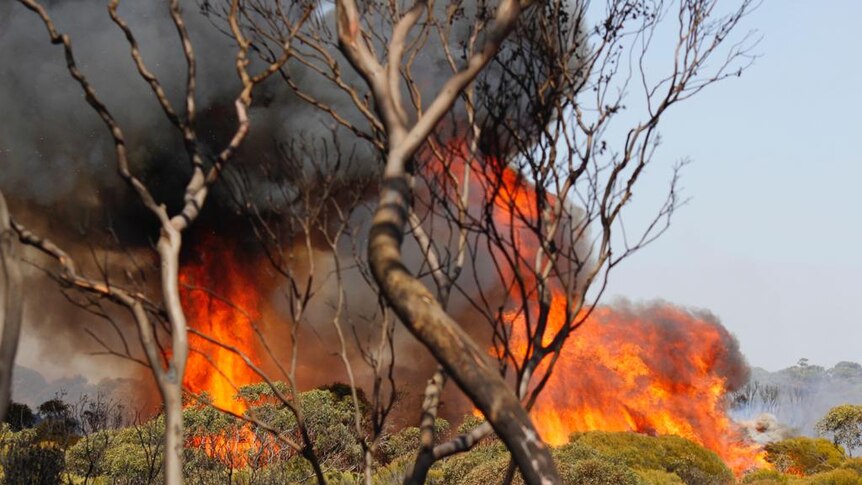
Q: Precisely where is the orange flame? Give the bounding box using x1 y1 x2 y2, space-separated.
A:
510 299 767 473
179 236 263 466
423 140 766 474
171 140 767 473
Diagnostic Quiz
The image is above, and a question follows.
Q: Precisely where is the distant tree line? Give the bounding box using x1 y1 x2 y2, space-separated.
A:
729 360 862 430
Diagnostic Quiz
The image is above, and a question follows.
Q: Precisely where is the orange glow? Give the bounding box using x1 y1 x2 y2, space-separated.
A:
179 236 263 466
423 140 767 474
171 139 768 473
509 299 768 474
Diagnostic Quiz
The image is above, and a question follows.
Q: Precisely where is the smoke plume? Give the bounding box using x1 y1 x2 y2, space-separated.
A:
1 0 584 386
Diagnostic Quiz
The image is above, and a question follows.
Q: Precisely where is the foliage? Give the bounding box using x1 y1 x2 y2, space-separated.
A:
247 456 317 484
242 386 366 470
9 387 376 483
94 415 164 484
568 431 734 485
378 417 450 463
319 382 371 412
563 457 643 484
829 363 862 382
385 430 741 485
816 405 862 456
2 391 795 485
35 398 79 446
65 429 112 479
370 455 447 485
4 402 36 432
455 457 514 485
105 440 164 484
781 360 827 383
184 395 250 474
790 468 862 485
0 428 65 485
433 442 509 484
553 442 602 464
429 438 648 485
841 458 862 475
456 414 486 435
636 468 687 485
765 437 846 475
742 468 789 484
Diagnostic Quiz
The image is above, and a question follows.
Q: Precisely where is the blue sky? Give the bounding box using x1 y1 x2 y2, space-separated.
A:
603 1 862 370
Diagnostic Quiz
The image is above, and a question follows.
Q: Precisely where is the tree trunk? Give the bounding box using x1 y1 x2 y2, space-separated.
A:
163 384 184 485
157 228 187 485
0 190 23 421
369 176 560 485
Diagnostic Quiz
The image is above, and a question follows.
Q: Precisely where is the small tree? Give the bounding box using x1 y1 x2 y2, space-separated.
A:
3 402 36 432
36 398 79 447
763 436 846 475
816 404 862 457
0 432 65 485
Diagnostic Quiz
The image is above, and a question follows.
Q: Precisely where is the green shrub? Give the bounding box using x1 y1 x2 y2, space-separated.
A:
568 431 734 485
378 418 450 463
765 437 846 475
746 479 790 485
434 431 736 485
437 439 647 485
791 468 862 485
0 430 65 485
251 456 317 484
104 441 163 484
100 417 164 484
815 405 862 455
371 455 409 485
449 453 642 485
553 442 601 464
435 442 509 484
637 468 686 485
65 429 114 479
456 414 486 435
4 402 36 432
323 469 363 484
743 468 789 484
242 387 366 470
460 456 514 485
564 458 643 485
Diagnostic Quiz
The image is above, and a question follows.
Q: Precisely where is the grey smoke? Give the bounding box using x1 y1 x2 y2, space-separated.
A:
730 361 862 449
737 413 796 445
2 0 587 409
0 1 232 206
11 364 146 412
1 0 584 227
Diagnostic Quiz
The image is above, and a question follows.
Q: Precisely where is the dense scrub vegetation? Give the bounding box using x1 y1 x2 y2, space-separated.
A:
3 385 862 484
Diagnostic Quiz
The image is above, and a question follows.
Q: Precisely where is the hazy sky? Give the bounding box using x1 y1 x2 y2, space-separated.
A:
603 2 862 371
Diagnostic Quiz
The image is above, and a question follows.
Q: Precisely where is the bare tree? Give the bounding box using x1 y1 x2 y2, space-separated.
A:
217 136 399 483
68 393 128 484
330 0 565 480
401 0 759 481
7 0 307 482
